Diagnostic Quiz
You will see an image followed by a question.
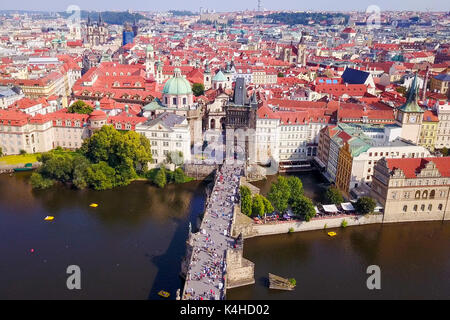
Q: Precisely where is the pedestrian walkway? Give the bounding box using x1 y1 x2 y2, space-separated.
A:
182 163 244 300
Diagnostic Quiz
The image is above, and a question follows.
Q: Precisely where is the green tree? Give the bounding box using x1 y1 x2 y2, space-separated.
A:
325 186 344 205
38 152 75 183
85 161 116 190
174 167 193 184
277 72 284 77
395 86 407 97
291 196 316 222
0 147 2 157
355 197 376 214
154 167 167 188
267 176 291 213
192 83 205 97
252 194 265 217
441 147 448 157
287 176 304 204
30 172 55 189
68 100 93 114
239 186 252 216
261 196 274 214
81 125 152 176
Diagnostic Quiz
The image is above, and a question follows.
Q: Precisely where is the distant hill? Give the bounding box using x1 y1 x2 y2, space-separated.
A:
265 12 349 26
58 11 148 25
169 10 195 16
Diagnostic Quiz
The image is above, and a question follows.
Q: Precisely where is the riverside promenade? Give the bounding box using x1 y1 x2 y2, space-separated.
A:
181 162 244 300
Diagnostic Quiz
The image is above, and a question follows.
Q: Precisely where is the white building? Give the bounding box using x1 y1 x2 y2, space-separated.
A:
136 112 191 165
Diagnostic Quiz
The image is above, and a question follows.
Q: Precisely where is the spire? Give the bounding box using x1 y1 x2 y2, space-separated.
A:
87 14 91 26
98 12 103 25
399 73 424 113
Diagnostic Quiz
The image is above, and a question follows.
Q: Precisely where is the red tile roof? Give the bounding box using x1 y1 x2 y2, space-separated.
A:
386 157 450 178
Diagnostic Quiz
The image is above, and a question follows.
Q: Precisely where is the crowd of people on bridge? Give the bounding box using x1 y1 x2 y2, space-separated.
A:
183 163 243 300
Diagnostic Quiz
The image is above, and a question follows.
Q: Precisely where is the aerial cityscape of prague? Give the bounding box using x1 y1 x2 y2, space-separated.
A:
0 0 449 305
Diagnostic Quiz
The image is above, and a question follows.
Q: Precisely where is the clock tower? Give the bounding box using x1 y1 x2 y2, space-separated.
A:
396 74 424 144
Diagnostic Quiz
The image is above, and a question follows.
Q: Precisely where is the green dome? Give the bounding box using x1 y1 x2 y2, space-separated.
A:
162 68 193 95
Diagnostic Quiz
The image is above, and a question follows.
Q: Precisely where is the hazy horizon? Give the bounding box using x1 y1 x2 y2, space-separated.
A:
1 0 449 13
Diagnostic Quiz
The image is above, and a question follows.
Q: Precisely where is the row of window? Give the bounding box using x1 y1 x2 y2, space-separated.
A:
402 203 444 212
393 189 447 200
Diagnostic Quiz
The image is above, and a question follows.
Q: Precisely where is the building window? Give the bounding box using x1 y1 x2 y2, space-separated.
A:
430 190 435 199
403 205 407 212
438 204 443 211
428 204 432 211
413 205 418 211
421 204 425 211
415 191 421 199
173 98 177 105
422 190 428 199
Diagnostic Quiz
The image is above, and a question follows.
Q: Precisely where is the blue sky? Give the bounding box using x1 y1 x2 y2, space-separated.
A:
4 0 449 12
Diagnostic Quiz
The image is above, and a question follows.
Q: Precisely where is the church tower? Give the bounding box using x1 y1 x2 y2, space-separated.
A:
204 60 212 90
297 33 307 66
145 44 155 80
396 74 424 144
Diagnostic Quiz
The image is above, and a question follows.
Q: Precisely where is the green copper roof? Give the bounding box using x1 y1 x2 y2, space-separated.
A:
162 68 192 95
143 98 164 111
213 70 227 82
398 74 424 113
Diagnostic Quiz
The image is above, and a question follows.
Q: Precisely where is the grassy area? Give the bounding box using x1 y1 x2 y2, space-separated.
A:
0 153 40 165
0 149 77 165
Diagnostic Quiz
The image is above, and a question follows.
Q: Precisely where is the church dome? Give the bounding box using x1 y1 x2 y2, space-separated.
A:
162 68 193 95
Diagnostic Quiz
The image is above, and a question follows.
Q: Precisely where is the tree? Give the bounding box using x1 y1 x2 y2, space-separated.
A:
192 83 205 97
277 72 284 77
81 125 152 176
72 155 91 189
173 167 193 184
30 172 54 189
154 167 167 188
252 194 265 217
325 186 344 205
38 152 75 183
239 186 252 216
267 176 291 213
68 100 93 114
395 86 407 97
287 176 304 204
85 161 116 190
355 197 376 214
166 151 184 168
0 147 2 157
291 196 316 222
441 147 448 157
261 196 274 215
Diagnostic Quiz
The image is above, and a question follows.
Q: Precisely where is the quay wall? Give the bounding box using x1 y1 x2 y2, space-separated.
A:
247 214 383 238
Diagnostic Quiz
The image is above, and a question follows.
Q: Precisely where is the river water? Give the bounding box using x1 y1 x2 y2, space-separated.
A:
1 172 449 299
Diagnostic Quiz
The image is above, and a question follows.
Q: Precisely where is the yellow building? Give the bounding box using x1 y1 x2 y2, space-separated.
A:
430 74 450 95
335 142 353 197
419 110 439 151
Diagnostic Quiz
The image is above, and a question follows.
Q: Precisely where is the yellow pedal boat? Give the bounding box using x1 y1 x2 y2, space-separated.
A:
328 232 337 237
158 290 170 298
89 203 98 208
44 216 54 221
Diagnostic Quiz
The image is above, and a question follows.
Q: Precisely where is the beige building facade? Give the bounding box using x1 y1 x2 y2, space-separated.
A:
371 157 450 223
